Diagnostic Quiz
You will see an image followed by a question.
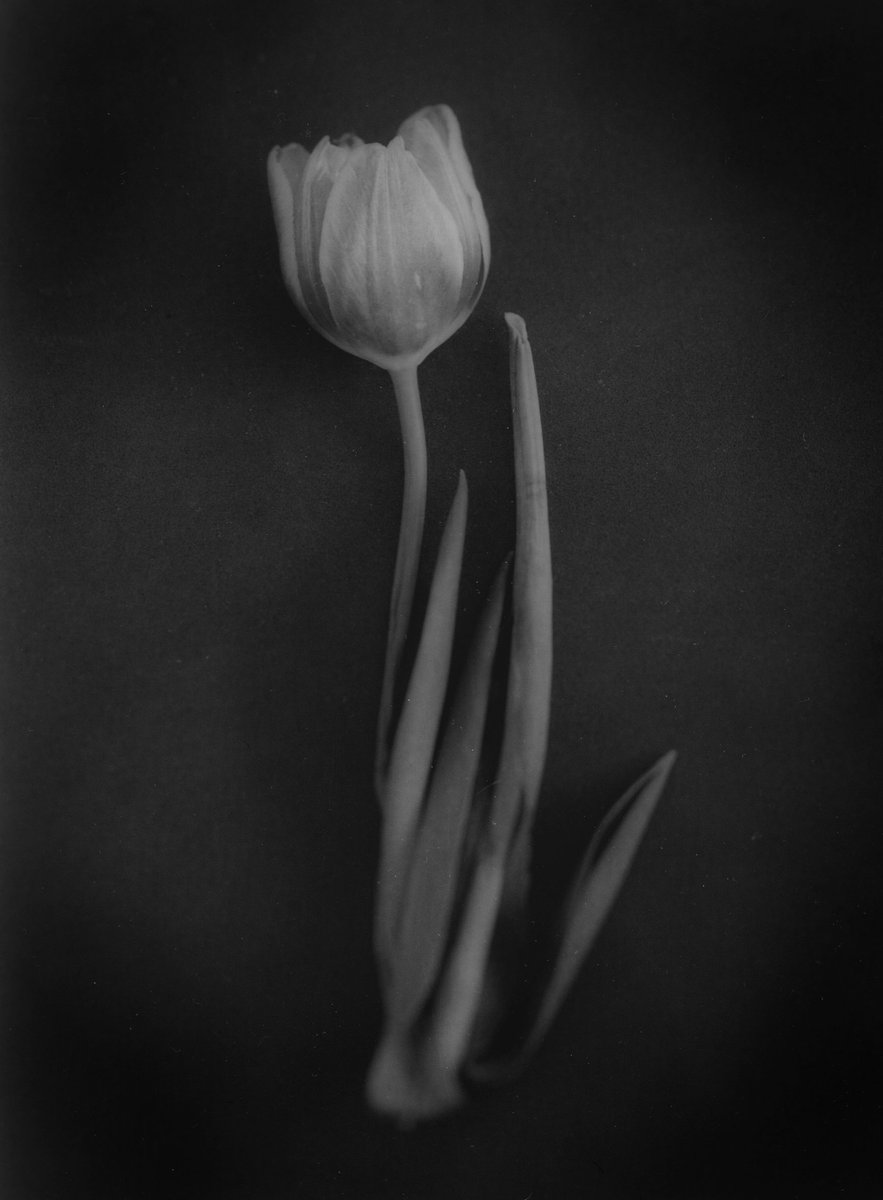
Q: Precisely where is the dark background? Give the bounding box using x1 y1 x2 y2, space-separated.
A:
2 1 881 1196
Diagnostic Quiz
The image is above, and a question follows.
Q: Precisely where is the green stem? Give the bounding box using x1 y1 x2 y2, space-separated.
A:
375 364 427 800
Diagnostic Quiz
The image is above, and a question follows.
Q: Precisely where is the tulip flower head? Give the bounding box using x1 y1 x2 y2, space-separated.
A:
268 105 490 371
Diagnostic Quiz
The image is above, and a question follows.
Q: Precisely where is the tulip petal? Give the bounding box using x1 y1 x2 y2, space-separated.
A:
375 472 469 975
295 136 356 333
276 142 310 194
388 555 510 1027
267 144 310 312
319 139 464 361
398 105 489 307
402 107 490 286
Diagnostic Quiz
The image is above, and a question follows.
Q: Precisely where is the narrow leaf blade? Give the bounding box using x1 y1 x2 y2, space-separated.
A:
390 556 510 1026
472 749 676 1080
375 472 469 971
484 314 553 870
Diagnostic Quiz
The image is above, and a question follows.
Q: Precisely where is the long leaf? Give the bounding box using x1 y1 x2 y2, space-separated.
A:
389 556 510 1027
414 314 551 1087
375 472 469 972
484 315 553 870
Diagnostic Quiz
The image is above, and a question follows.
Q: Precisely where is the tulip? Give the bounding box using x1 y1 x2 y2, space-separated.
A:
268 106 490 795
267 104 490 372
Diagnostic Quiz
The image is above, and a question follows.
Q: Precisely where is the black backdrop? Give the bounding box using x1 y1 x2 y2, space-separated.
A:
2 1 881 1196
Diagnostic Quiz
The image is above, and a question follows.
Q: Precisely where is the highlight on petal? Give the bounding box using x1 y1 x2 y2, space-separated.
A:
319 139 464 363
400 107 490 273
398 105 489 305
381 137 465 339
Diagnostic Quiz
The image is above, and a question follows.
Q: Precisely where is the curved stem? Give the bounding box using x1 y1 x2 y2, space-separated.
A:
374 364 427 800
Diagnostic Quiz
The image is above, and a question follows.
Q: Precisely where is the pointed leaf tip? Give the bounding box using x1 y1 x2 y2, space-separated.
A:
471 749 677 1083
528 749 676 1051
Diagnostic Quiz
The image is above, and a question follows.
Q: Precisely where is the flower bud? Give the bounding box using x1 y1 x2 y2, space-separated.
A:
267 105 490 370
